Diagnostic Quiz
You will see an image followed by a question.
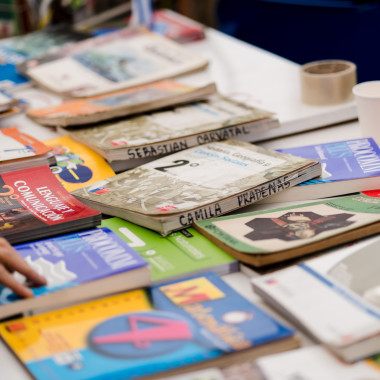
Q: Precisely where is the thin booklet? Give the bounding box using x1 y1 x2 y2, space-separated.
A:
72 140 321 236
194 192 380 267
26 80 217 127
20 26 209 97
251 235 380 362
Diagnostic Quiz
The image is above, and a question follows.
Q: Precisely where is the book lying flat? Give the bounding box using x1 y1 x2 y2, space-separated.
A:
43 135 115 192
0 227 150 319
20 26 209 97
260 137 380 203
60 94 279 165
0 127 56 173
72 139 321 236
194 192 380 266
0 165 101 244
159 346 380 380
27 80 217 127
100 217 238 285
0 25 88 90
251 235 380 362
0 273 299 380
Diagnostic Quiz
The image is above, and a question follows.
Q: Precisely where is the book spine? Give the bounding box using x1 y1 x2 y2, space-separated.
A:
105 118 279 161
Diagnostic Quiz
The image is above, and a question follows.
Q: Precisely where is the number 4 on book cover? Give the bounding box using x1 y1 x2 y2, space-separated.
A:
0 273 299 380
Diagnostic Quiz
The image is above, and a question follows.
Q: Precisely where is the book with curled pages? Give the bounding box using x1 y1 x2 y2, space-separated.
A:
72 139 321 236
26 80 217 127
19 26 209 98
59 93 279 170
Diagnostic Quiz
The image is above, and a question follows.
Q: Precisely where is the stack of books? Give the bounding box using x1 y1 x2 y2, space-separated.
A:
1 11 380 380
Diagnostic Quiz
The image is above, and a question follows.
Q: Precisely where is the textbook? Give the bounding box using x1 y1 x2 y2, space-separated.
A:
43 135 115 192
0 165 101 244
100 217 239 285
251 235 380 362
20 26 209 97
72 140 321 236
0 127 56 173
27 80 217 127
151 8 206 44
0 25 88 90
0 227 150 319
60 94 279 164
160 346 380 380
0 273 300 380
260 137 380 203
194 192 380 267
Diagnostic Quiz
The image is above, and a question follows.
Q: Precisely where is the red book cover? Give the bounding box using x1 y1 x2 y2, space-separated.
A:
0 165 101 243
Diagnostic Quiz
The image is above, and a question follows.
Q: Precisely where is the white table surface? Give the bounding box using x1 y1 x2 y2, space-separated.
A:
0 25 363 379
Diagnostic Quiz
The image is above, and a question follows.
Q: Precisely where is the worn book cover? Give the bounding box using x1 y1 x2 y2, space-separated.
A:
62 94 278 163
0 165 101 244
72 140 320 236
101 217 238 285
0 25 88 90
27 80 217 127
0 227 150 319
44 135 115 192
21 26 209 97
0 127 55 173
261 137 380 202
0 273 299 380
194 192 380 266
251 235 380 362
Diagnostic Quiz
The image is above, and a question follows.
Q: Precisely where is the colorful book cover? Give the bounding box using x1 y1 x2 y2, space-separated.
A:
0 165 101 244
277 138 380 185
0 227 149 316
0 273 297 380
22 26 209 97
0 127 51 162
100 217 238 284
27 80 216 127
0 25 88 90
44 136 115 192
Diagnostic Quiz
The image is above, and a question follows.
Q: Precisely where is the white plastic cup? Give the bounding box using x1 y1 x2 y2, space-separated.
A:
352 81 380 144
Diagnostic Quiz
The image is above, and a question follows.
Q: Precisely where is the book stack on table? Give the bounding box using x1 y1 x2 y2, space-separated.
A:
1 10 380 380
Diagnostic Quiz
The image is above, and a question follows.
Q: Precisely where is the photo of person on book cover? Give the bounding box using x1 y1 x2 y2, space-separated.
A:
244 211 355 242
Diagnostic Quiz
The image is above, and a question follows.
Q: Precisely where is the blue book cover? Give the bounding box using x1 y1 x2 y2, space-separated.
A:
277 137 380 186
0 227 149 313
0 273 298 380
0 26 88 90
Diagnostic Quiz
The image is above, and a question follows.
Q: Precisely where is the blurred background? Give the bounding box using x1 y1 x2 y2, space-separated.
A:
1 0 379 82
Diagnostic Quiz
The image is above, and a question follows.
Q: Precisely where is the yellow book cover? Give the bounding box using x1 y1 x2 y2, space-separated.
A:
44 135 115 192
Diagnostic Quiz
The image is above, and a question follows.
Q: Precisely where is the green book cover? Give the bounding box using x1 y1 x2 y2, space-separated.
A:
100 217 238 284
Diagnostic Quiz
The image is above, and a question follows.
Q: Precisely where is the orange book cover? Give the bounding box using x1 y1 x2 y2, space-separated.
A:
44 135 115 192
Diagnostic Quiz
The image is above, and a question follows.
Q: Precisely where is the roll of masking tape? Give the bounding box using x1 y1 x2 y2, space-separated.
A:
300 60 357 106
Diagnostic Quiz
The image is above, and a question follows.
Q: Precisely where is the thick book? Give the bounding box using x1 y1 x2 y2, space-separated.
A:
27 80 217 127
260 137 380 203
72 139 321 236
0 272 299 380
251 235 380 362
0 127 56 173
20 26 209 98
0 165 101 244
194 192 380 267
0 25 88 90
100 217 239 285
59 94 279 165
0 227 150 319
43 135 115 192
